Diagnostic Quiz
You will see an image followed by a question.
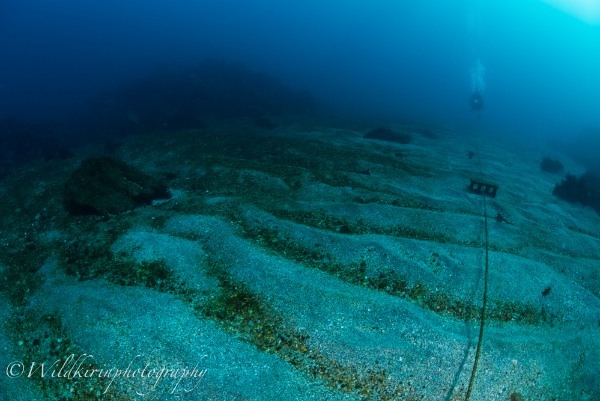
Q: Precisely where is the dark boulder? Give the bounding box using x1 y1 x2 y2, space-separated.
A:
364 127 412 144
553 172 600 215
540 157 563 174
64 157 170 215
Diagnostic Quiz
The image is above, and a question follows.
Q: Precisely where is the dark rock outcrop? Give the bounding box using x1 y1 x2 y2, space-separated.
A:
64 157 170 215
84 60 314 135
364 127 412 144
553 172 600 215
540 157 563 174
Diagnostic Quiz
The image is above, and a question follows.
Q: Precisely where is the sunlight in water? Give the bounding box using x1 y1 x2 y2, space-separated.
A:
543 0 600 24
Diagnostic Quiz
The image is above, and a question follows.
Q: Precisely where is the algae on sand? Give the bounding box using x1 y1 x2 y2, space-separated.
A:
0 118 598 400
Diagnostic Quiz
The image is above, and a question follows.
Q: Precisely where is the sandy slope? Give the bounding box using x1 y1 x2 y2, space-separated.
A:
0 118 598 400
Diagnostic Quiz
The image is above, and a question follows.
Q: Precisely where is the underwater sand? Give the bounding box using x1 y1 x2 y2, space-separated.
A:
0 117 598 400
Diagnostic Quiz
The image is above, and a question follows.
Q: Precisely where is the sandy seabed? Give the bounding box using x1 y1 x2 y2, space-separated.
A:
1 117 598 401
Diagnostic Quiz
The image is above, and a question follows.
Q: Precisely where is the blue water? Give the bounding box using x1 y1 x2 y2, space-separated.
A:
1 0 599 137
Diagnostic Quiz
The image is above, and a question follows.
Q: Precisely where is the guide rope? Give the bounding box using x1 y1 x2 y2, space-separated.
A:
465 144 491 400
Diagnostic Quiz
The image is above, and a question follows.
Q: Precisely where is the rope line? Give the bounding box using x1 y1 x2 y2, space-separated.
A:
465 151 491 400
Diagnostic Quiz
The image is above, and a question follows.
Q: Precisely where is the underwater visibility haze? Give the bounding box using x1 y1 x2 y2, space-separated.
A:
1 0 599 134
0 1 599 400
